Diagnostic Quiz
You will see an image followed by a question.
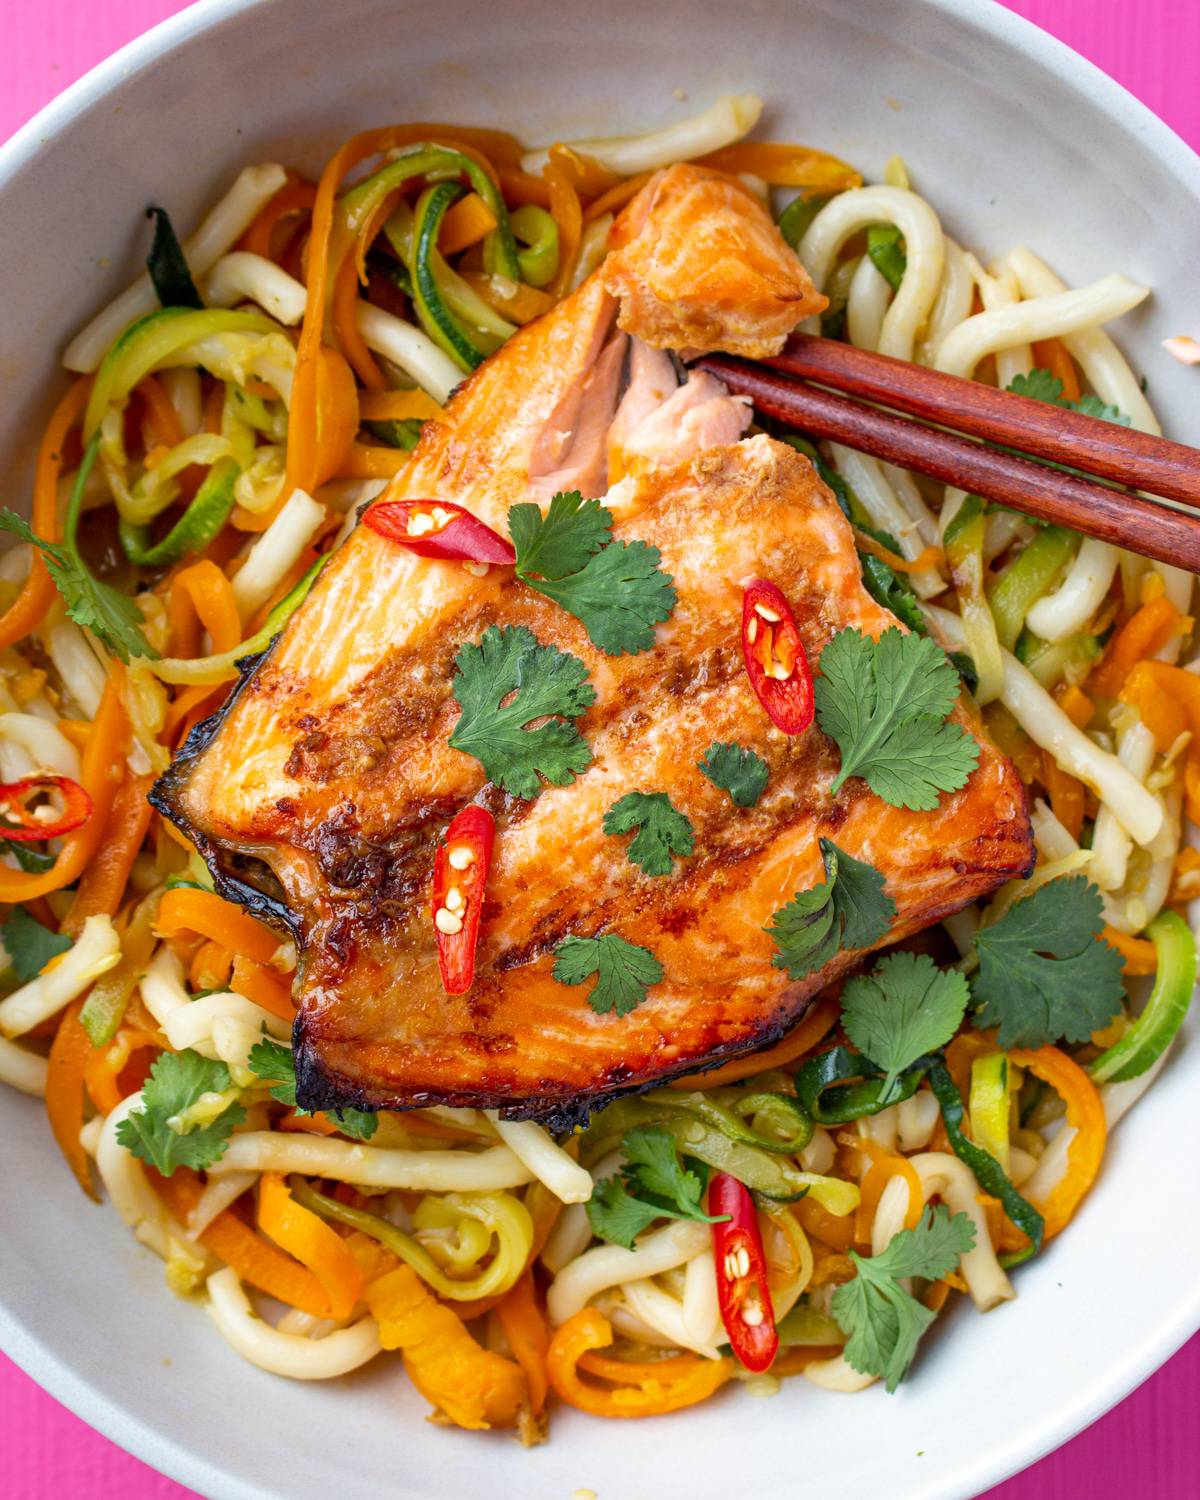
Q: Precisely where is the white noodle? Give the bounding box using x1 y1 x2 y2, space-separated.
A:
896 1091 940 1152
0 1036 48 1096
828 445 944 596
918 236 974 367
799 186 944 360
682 1248 724 1348
206 1269 381 1379
139 946 191 1026
1089 720 1157 890
203 253 307 325
571 215 614 291
356 303 471 404
162 989 290 1059
934 274 1149 380
187 1170 258 1237
230 487 325 620
621 1268 723 1359
804 1354 876 1392
846 255 891 352
0 915 120 1038
925 604 1162 846
0 713 81 780
208 1133 533 1193
546 1220 710 1326
521 94 762 177
160 367 203 436
910 1152 1012 1311
485 1111 593 1204
1030 798 1081 862
63 164 288 372
42 619 107 719
871 1173 913 1255
1025 536 1120 643
799 1125 835 1175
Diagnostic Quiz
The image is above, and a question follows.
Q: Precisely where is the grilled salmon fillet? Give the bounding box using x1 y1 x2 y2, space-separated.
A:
153 166 1032 1125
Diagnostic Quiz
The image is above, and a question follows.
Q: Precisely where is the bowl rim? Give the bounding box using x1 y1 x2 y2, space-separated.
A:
2 1 1199 1496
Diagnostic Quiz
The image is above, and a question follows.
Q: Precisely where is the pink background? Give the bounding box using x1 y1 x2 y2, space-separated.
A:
1 0 1198 1495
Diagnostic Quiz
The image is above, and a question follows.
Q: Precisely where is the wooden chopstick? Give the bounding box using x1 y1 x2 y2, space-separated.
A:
695 353 1200 574
768 333 1200 506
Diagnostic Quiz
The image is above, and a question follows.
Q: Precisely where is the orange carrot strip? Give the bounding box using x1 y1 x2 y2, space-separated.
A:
168 560 242 658
357 388 445 422
438 192 499 255
83 1028 160 1115
241 175 317 261
46 1000 97 1198
1119 660 1190 752
1031 338 1082 403
854 533 944 576
0 376 91 651
0 673 128 903
1056 683 1095 730
695 141 862 190
1090 594 1191 698
257 1172 364 1320
582 171 653 225
547 1309 730 1417
497 167 553 208
544 148 583 300
230 955 295 1019
332 251 386 390
1040 750 1085 840
495 1268 550 1414
189 940 235 992
336 443 411 480
458 270 555 324
1008 1046 1107 1241
668 994 840 1089
1102 925 1157 977
62 774 153 937
156 886 280 966
543 145 623 199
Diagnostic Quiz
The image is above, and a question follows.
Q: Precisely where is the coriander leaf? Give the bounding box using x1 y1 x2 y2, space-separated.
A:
698 741 770 808
509 490 612 579
145 206 203 309
524 539 676 656
247 1037 377 1140
0 838 55 873
586 1125 725 1248
1 905 72 982
832 1206 975 1391
814 626 978 810
841 951 970 1091
449 624 595 799
552 932 664 1017
767 836 895 980
114 1049 245 1175
858 552 927 636
1007 369 1131 427
972 874 1124 1048
603 790 694 876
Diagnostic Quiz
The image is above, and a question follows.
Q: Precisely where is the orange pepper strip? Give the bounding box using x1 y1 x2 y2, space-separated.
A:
855 1155 923 1244
46 1001 97 1198
1110 660 1200 826
1102 925 1157 978
945 1029 1001 1104
497 167 553 208
582 171 653 225
152 1168 332 1315
695 141 863 190
1119 660 1190 753
257 1172 365 1320
792 1194 856 1252
83 1028 160 1115
495 1268 550 1414
1056 683 1095 730
1040 749 1086 840
336 443 411 480
331 251 386 390
1008 1047 1107 1241
366 1264 529 1430
668 994 839 1089
1089 594 1191 698
168 560 242 658
230 954 295 1019
1030 337 1082 402
544 148 583 300
854 533 945 576
189 940 235 992
458 270 555 324
62 774 153 936
578 1349 705 1382
357 387 445 423
156 886 280 967
0 673 128 903
438 191 499 255
241 175 317 261
0 376 91 651
547 1309 731 1418
770 1346 845 1377
278 1109 342 1136
923 1280 954 1313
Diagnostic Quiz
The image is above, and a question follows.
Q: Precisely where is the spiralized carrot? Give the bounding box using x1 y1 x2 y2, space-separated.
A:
241 175 317 261
83 1027 160 1115
0 376 91 651
338 443 411 480
495 1268 550 1414
1056 683 1094 730
458 271 555 324
0 673 128 903
257 1172 365 1320
62 774 153 936
156 886 281 967
544 148 584 300
1090 593 1192 698
439 192 499 255
1008 1046 1107 1241
46 1000 96 1198
695 141 862 190
332 252 386 390
189 940 235 992
168 560 242 658
497 167 554 208
1119 660 1190 753
231 955 295 1019
854 533 944 576
1103 925 1158 977
1030 337 1082 402
357 388 445 422
855 1155 923 1244
154 1168 332 1315
582 171 653 225
546 1309 730 1418
1040 750 1085 840
668 994 839 1089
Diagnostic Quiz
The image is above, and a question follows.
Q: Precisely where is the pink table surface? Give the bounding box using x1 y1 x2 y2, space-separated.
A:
2 0 1199 1496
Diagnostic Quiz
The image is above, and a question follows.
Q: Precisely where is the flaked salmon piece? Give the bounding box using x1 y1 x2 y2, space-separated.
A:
608 341 752 481
155 437 1031 1125
603 164 827 358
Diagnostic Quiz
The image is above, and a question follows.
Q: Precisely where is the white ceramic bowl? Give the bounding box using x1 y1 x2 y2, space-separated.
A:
3 2 1199 1496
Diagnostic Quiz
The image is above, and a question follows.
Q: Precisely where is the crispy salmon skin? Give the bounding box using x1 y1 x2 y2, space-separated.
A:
155 438 1031 1125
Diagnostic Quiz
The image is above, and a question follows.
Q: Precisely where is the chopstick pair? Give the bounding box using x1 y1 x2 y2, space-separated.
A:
696 334 1200 574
